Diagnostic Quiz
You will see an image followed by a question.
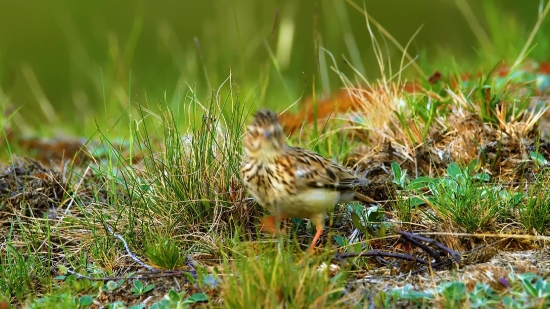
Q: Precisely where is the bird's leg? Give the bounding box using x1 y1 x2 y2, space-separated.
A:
259 215 278 234
297 217 325 265
307 214 326 254
274 212 286 254
260 213 287 254
259 214 287 235
308 225 324 254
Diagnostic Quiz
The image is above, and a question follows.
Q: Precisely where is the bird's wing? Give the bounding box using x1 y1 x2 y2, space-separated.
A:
289 147 366 190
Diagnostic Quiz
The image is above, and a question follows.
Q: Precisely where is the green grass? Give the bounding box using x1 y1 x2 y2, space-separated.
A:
219 248 350 309
2 0 550 308
519 170 550 234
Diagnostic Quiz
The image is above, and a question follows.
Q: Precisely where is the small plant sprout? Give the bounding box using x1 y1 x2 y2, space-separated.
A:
149 290 209 308
130 280 155 296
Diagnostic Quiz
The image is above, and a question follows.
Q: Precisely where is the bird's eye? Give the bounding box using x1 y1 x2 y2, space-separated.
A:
264 131 271 138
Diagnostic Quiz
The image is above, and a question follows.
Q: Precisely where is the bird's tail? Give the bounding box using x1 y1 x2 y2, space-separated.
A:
353 191 378 204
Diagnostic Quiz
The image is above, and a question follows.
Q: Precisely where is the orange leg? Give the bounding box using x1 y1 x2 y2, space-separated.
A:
260 215 287 234
307 214 326 254
307 225 324 254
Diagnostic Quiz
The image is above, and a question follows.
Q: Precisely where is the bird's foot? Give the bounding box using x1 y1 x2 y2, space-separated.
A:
259 215 286 235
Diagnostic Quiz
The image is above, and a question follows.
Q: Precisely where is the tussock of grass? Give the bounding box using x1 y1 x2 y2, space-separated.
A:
423 163 512 233
218 249 350 309
91 89 257 262
520 171 550 234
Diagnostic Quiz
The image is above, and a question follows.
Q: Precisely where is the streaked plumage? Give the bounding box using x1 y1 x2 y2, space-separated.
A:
241 109 375 253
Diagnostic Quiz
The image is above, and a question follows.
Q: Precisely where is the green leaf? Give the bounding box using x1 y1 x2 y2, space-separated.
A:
394 284 435 300
79 295 94 307
129 305 146 309
366 205 384 222
57 265 68 275
332 235 346 247
351 211 365 233
184 272 196 284
377 223 387 238
349 203 364 217
466 159 480 174
502 296 513 307
428 181 439 196
143 284 155 293
441 178 458 193
447 162 462 180
437 282 466 300
184 292 208 303
133 280 143 290
530 151 548 167
391 162 404 187
168 289 181 302
408 196 425 207
125 271 137 278
104 280 118 291
406 177 433 190
365 225 377 238
520 276 538 297
512 192 524 203
534 278 550 296
473 173 490 182
150 300 171 309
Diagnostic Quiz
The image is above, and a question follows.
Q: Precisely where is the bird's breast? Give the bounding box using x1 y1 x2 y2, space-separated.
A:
241 159 294 205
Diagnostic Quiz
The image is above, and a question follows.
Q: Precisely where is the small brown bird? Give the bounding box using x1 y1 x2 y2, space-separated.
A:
241 109 375 253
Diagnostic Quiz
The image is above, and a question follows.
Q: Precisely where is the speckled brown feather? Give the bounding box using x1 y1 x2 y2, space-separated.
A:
288 146 368 190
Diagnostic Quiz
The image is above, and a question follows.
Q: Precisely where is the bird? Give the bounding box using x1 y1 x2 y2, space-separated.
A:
241 108 376 253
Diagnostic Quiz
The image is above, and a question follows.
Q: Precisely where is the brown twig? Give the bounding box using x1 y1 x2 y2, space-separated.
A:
397 231 462 264
334 250 428 265
399 233 441 263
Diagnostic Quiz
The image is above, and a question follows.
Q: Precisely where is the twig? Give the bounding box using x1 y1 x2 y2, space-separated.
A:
400 233 441 263
334 250 428 265
420 231 550 241
397 231 462 264
105 224 160 272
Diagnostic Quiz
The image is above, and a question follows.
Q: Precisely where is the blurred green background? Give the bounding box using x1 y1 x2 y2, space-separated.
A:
0 0 547 135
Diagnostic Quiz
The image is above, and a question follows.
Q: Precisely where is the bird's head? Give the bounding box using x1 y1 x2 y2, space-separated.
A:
243 109 287 160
